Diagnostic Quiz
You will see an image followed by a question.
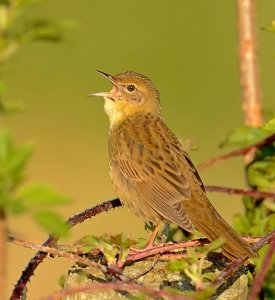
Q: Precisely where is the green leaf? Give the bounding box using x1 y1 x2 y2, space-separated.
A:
21 19 63 43
58 275 66 288
262 118 275 134
247 157 275 191
199 238 224 254
32 210 69 236
5 143 34 174
168 259 186 272
262 20 275 33
220 126 269 148
17 185 71 209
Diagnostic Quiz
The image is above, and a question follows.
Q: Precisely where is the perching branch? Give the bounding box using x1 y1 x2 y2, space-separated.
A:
10 198 122 300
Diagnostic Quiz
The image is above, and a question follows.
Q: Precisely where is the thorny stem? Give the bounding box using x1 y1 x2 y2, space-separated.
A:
7 236 108 272
10 198 121 300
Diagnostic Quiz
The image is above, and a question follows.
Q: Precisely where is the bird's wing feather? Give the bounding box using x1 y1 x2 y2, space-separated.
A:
113 126 203 231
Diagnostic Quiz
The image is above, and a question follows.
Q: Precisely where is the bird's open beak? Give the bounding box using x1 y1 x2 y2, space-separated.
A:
88 70 117 98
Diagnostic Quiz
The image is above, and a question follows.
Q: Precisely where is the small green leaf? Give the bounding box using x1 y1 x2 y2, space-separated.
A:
17 185 71 209
194 286 215 299
263 198 275 212
58 275 66 288
247 157 275 191
220 126 269 148
262 20 275 33
262 118 275 134
133 237 147 249
33 210 69 236
6 143 34 174
199 238 224 254
168 259 186 272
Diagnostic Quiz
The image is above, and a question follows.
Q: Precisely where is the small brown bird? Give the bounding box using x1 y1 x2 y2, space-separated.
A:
91 70 257 260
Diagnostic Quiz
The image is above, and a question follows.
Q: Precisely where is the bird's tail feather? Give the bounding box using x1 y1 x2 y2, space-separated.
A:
191 208 257 260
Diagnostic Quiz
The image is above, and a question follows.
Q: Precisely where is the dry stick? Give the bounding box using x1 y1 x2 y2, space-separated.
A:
205 185 275 199
10 198 122 300
7 236 106 272
248 235 275 300
41 282 194 300
197 133 275 171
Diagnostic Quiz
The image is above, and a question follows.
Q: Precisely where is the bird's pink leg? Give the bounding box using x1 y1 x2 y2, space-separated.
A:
130 223 161 253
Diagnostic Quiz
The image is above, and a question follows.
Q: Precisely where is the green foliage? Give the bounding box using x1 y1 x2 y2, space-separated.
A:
168 239 224 294
77 234 135 266
220 125 269 148
0 0 66 113
247 156 275 191
0 0 72 237
0 129 33 205
262 20 275 33
0 129 71 236
223 118 275 297
33 211 69 237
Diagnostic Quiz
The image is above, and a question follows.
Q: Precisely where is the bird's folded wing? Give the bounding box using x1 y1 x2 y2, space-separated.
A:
115 137 197 231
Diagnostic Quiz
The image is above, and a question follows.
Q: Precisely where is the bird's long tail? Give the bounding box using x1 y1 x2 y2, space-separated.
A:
188 197 257 260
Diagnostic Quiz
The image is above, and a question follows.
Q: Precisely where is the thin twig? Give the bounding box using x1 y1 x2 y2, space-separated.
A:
41 282 194 300
205 185 275 199
7 236 107 273
252 230 275 252
211 256 247 289
248 235 275 300
127 239 208 263
10 198 121 300
197 134 275 171
131 256 160 280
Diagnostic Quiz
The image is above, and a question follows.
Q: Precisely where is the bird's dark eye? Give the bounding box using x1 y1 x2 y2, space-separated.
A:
127 85 135 92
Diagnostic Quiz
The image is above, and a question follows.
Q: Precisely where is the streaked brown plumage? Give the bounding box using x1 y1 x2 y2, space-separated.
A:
91 70 257 260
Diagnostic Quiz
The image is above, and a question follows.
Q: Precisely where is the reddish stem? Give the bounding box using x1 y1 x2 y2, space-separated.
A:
42 282 194 300
205 185 275 199
248 236 275 300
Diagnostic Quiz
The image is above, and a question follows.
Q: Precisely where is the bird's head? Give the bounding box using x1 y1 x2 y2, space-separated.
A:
89 70 161 125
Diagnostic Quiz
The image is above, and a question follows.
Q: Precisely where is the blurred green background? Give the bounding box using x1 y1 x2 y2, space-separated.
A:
4 0 275 298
